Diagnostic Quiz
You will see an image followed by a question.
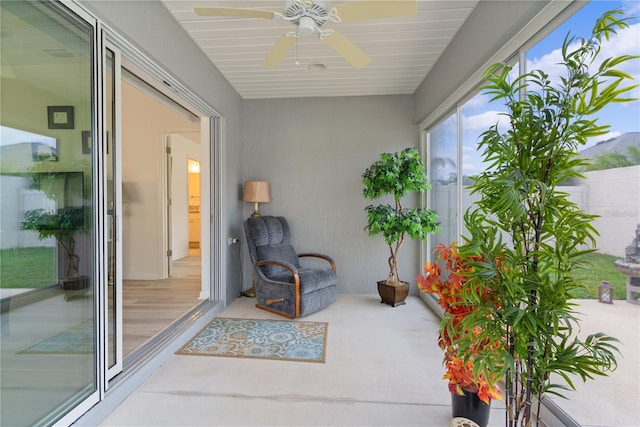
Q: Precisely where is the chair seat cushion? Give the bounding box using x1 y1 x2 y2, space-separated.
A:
271 268 337 295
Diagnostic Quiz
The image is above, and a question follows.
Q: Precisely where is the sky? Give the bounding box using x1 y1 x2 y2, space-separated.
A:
527 0 640 147
458 0 640 176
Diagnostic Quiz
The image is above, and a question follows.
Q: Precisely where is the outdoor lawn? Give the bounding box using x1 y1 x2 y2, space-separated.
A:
572 252 627 300
0 247 57 289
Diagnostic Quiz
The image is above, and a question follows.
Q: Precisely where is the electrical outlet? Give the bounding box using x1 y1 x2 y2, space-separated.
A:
227 237 239 245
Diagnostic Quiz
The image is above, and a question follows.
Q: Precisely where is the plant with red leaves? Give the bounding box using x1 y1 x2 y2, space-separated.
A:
417 242 502 404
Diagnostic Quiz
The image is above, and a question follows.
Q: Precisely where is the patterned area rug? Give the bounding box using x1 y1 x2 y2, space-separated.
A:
20 319 93 354
177 317 328 363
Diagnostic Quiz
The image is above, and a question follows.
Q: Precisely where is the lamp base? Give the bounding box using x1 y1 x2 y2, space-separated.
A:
250 210 261 217
241 286 256 298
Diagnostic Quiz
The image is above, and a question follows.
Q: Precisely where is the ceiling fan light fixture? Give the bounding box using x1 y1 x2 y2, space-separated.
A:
297 16 316 36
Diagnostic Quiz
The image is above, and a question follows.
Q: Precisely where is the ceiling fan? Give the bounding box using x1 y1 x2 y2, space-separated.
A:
194 0 417 68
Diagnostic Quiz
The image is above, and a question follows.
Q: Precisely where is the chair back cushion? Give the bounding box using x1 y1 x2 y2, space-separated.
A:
244 216 300 277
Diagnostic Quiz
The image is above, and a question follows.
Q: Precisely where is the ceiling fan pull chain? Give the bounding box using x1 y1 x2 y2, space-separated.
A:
295 38 300 66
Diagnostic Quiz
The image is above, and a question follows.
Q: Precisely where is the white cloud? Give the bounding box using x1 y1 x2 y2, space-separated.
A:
623 1 640 17
462 110 510 131
462 92 491 110
526 23 640 100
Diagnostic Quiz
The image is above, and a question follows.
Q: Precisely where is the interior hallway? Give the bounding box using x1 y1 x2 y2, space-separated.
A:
123 249 202 357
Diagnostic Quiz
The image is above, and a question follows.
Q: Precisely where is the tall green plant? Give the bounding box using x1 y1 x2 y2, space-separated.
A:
453 10 637 427
362 147 440 283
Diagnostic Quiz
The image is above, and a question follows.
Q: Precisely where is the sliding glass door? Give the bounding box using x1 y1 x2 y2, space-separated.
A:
0 1 99 425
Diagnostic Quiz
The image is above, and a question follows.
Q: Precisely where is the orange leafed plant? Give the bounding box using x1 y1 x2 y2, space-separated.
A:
417 242 502 404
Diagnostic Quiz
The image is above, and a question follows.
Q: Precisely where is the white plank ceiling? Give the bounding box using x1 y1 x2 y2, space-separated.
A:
161 0 479 99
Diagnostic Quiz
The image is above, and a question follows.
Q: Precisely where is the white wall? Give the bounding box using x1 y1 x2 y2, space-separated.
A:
562 166 640 257
120 82 200 280
242 95 421 294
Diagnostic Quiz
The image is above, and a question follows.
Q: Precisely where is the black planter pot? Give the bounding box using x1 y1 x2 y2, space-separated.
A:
60 275 89 301
451 390 491 427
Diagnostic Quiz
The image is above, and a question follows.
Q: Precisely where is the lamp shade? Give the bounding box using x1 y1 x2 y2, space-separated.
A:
243 181 271 203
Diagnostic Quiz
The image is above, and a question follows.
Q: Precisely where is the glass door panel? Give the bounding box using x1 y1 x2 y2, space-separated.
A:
0 1 97 425
105 46 123 378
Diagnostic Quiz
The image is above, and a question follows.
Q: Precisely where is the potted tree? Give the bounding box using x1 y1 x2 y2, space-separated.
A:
22 206 90 300
362 147 440 306
418 242 502 427
450 10 633 426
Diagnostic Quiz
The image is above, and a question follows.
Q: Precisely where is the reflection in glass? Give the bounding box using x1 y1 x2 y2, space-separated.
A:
428 112 458 255
0 1 96 425
106 48 118 370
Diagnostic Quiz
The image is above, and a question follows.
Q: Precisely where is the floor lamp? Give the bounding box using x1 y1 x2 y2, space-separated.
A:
241 180 270 297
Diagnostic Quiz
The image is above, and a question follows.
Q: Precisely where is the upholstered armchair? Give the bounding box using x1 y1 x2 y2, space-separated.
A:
243 216 337 318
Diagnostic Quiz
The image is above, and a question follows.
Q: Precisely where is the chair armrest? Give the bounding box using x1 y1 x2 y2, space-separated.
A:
297 253 337 272
255 260 302 318
256 260 299 276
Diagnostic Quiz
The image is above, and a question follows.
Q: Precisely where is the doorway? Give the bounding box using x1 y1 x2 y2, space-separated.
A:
119 75 203 358
188 158 201 251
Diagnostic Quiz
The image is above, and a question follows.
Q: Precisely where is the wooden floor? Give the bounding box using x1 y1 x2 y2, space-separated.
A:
122 249 202 357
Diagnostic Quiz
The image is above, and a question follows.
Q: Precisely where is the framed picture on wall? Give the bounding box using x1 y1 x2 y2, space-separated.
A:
47 105 74 129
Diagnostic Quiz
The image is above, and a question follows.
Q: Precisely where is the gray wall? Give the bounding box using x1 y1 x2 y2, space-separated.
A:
79 0 245 301
241 95 422 294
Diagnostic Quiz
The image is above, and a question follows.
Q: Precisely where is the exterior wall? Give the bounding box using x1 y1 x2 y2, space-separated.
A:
562 166 640 257
242 95 420 294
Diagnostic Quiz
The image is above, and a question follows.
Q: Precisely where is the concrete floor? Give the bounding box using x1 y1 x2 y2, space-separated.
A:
99 294 504 427
98 295 638 427
556 299 640 427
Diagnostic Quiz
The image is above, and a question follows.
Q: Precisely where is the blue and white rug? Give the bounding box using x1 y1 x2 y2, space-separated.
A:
177 317 327 363
20 319 93 354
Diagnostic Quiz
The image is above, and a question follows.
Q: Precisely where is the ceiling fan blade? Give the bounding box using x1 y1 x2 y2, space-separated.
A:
322 31 371 68
333 0 417 23
194 7 275 20
262 36 297 68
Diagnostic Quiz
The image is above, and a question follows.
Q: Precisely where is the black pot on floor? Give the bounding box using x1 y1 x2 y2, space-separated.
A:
451 390 491 427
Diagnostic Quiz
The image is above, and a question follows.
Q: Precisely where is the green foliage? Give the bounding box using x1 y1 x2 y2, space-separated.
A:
22 207 87 242
362 148 431 200
21 207 90 278
362 147 440 282
451 10 637 427
585 145 640 171
571 252 627 299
